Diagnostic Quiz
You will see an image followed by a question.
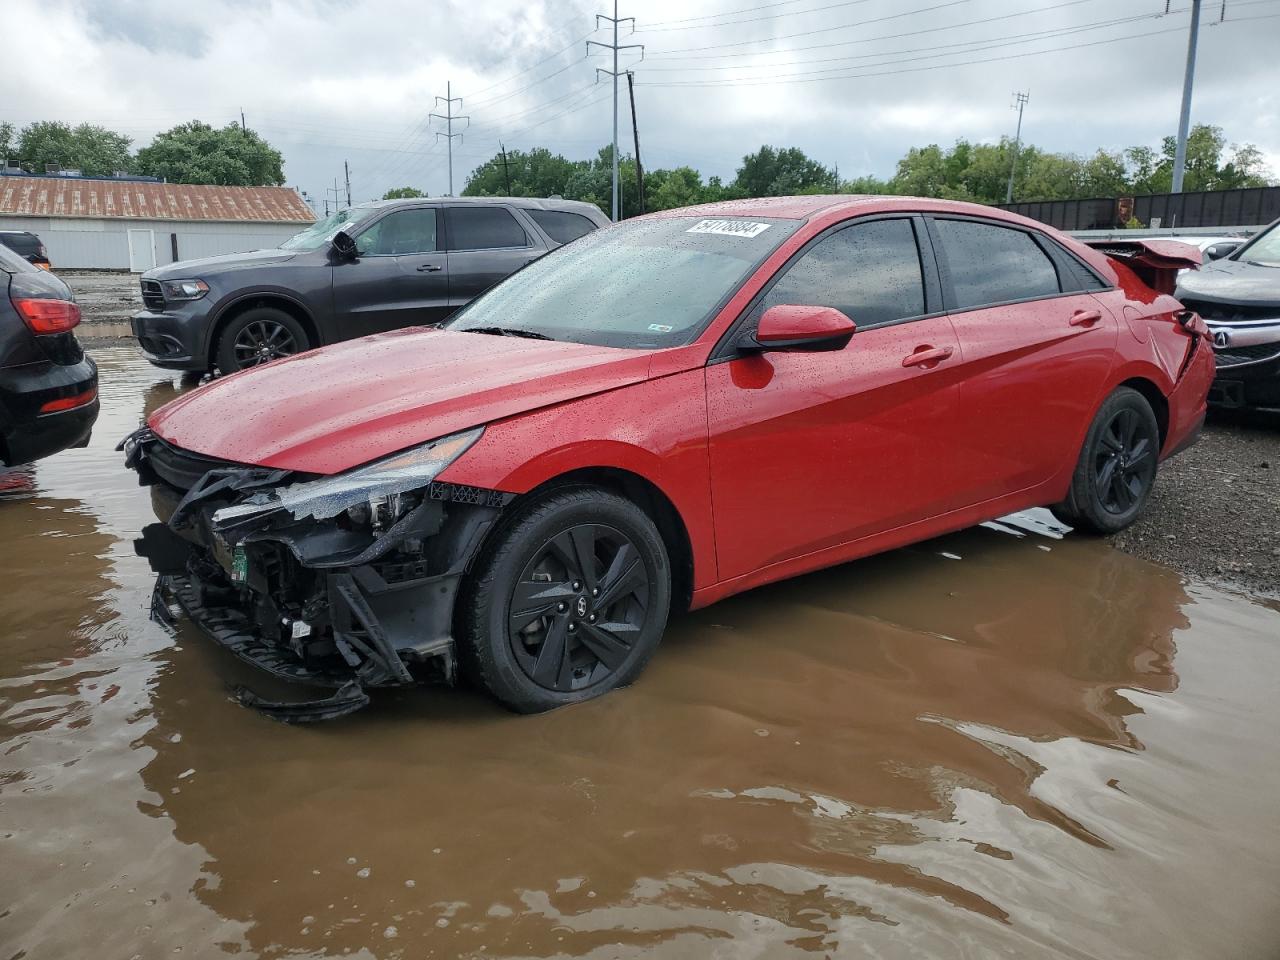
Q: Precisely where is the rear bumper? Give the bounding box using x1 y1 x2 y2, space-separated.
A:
132 309 209 371
0 356 99 466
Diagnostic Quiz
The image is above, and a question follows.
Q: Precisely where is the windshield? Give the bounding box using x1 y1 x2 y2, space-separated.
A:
1235 220 1280 267
445 215 802 348
280 205 375 251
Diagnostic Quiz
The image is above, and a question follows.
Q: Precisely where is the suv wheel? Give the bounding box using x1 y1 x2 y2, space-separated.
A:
1052 386 1161 534
460 487 672 713
215 307 309 374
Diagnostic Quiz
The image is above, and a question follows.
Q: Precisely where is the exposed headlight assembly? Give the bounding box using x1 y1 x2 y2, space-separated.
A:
161 278 210 301
213 427 483 526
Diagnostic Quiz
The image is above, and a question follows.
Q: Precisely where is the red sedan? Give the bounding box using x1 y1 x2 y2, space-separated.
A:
125 196 1212 720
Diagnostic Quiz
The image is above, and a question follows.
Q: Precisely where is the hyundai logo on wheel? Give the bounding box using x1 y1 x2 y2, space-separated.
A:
576 596 588 617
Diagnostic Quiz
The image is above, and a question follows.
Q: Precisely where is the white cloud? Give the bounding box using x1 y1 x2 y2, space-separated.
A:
3 0 1277 204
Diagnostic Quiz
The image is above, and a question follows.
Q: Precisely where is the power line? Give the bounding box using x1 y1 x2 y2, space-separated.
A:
633 15 1280 87
634 0 876 33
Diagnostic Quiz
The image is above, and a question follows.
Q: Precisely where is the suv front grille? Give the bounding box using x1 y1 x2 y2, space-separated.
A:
140 279 165 311
1215 343 1280 368
1180 299 1280 324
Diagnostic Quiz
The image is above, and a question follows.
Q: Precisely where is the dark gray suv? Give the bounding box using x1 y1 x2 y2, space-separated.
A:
130 196 609 374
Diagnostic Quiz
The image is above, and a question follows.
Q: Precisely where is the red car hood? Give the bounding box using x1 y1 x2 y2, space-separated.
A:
149 328 660 474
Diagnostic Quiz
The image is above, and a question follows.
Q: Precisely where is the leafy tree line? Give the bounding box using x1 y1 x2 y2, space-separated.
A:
0 119 284 186
460 124 1274 218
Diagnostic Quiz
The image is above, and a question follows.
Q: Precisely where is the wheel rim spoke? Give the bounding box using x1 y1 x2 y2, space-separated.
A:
578 622 631 670
509 580 574 633
597 543 644 610
1097 457 1119 498
530 616 572 691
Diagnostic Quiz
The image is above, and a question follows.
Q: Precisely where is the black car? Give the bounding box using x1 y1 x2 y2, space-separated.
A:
1176 217 1280 413
131 196 609 375
0 243 98 466
0 231 52 270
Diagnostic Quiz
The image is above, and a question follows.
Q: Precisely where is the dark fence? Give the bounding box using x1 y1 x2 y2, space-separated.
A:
996 186 1280 231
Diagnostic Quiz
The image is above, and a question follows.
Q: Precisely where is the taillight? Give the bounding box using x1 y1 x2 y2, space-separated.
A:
13 297 81 334
39 387 97 414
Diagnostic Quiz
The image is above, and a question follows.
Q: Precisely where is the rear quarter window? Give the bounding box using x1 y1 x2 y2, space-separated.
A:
446 207 530 251
528 209 599 245
0 234 38 257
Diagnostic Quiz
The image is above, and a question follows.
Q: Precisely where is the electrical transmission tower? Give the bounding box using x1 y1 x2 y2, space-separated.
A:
588 2 643 221
1005 91 1029 204
431 81 469 196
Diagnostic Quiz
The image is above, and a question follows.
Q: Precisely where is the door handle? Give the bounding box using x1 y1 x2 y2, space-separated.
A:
1069 309 1102 327
901 345 954 368
416 264 443 272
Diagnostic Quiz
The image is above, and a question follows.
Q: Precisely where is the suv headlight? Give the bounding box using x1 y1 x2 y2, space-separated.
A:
161 278 209 301
213 428 483 526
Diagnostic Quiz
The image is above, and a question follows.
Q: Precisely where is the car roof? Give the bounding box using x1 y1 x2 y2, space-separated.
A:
642 194 1056 226
358 196 604 216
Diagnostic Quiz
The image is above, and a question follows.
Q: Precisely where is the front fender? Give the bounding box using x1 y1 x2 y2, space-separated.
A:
436 369 717 589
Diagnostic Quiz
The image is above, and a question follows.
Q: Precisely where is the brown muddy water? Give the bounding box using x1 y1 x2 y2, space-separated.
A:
2 346 1279 960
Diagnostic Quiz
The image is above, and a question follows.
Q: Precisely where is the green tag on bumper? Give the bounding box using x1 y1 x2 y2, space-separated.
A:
231 545 248 583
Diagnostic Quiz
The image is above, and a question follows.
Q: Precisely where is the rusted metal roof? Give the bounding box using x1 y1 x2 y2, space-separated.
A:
0 179 315 223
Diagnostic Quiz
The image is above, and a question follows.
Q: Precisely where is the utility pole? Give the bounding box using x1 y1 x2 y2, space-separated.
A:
1171 0 1201 194
626 71 644 215
240 109 246 136
430 81 469 196
344 160 352 208
499 142 513 194
1005 91 1029 204
588 3 643 221
326 178 342 214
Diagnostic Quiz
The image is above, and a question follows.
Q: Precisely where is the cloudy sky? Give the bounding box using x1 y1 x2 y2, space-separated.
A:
4 0 1278 210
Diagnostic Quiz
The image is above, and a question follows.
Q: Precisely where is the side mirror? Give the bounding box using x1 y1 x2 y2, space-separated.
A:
1205 241 1241 261
738 304 856 353
331 230 358 260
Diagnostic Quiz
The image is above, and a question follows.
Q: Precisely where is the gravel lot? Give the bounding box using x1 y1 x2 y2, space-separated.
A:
1114 413 1280 598
61 270 1279 595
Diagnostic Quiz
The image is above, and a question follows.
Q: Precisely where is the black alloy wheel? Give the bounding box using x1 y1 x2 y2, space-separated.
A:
508 524 650 693
1052 386 1161 535
460 487 671 713
215 306 310 375
233 317 299 367
1093 406 1156 516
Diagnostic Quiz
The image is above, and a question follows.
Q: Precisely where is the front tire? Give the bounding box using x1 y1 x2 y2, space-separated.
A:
1053 387 1160 534
215 307 309 374
460 487 671 713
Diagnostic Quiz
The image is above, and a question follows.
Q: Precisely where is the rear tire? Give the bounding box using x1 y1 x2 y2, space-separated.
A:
1052 386 1160 535
459 487 671 713
215 306 309 374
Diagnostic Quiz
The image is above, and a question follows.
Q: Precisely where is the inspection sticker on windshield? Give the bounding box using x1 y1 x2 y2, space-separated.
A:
686 218 771 238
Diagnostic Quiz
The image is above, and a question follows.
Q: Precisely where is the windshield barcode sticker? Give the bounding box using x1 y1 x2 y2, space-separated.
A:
686 219 771 238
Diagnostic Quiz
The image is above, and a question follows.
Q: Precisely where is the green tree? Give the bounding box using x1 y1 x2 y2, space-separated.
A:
646 166 708 211
382 186 426 199
732 145 831 196
889 144 949 198
135 121 284 186
0 122 14 160
838 174 893 195
15 121 133 176
463 147 578 198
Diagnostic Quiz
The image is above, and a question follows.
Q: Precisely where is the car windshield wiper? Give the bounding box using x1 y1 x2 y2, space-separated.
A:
462 326 555 341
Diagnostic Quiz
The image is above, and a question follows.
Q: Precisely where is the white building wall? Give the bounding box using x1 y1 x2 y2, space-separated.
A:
0 216 306 270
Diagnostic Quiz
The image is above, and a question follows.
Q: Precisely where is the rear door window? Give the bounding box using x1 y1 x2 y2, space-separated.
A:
527 209 598 245
356 208 438 256
934 218 1061 309
445 207 530 251
754 217 927 329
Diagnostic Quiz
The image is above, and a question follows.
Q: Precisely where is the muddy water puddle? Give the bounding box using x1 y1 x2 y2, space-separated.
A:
2 346 1279 959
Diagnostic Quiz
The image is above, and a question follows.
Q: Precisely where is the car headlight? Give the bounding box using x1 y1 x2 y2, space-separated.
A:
213 427 483 526
161 278 209 301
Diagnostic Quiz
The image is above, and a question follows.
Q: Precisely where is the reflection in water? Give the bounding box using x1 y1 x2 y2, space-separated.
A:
1 347 1279 959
